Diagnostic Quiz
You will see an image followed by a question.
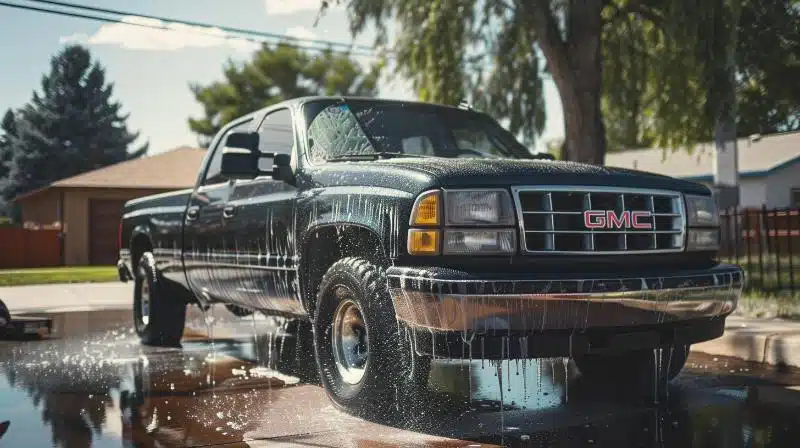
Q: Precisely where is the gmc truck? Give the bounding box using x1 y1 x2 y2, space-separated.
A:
117 97 743 413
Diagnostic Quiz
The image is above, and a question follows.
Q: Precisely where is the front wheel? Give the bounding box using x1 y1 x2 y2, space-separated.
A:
133 252 186 347
312 257 430 416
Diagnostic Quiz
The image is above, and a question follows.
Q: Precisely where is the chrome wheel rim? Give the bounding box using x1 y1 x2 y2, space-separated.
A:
331 299 368 385
140 279 151 326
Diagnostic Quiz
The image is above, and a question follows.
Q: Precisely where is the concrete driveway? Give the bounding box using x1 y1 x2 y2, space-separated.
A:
0 282 131 313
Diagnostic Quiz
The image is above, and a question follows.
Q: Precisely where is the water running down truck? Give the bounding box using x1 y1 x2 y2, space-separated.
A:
117 97 743 413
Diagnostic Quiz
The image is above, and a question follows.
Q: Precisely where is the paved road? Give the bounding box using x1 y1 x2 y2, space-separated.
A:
0 305 798 447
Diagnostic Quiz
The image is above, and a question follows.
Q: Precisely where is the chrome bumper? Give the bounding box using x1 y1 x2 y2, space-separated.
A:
388 264 743 332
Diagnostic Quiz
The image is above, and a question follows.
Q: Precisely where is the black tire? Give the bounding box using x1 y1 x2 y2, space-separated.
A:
574 345 689 395
133 252 186 347
312 257 430 416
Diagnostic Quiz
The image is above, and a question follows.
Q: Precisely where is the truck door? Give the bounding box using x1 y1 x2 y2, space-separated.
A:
183 118 253 304
221 108 303 315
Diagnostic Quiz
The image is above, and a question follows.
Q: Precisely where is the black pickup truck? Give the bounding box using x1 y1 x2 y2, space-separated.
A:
118 96 743 412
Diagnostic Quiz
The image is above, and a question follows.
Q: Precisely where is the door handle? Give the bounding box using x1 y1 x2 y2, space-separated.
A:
186 206 199 221
222 205 237 219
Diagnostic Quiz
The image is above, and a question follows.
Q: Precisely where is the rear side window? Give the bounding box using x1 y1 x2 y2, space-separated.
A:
202 120 252 185
257 109 294 155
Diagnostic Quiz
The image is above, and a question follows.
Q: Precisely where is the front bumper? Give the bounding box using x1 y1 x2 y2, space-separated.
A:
388 264 742 354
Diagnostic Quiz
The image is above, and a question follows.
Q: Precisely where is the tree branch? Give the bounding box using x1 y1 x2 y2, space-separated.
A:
524 0 573 89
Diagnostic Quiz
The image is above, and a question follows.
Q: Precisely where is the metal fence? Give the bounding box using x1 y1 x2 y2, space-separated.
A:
720 207 799 296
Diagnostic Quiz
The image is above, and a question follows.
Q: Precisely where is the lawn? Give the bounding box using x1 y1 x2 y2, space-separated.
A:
0 266 118 287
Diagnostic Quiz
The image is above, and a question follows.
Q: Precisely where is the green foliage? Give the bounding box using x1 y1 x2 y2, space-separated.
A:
332 0 798 161
188 43 383 146
0 110 15 216
735 0 800 136
1 45 146 203
333 0 545 147
603 0 799 152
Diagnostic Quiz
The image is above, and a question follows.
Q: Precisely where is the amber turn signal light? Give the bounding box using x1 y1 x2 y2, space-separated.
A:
410 190 440 226
407 229 440 255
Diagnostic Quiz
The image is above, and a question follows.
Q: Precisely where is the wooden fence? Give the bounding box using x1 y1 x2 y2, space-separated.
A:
0 227 61 269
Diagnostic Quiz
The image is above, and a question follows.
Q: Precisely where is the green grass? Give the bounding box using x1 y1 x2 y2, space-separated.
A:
0 266 118 287
721 255 799 294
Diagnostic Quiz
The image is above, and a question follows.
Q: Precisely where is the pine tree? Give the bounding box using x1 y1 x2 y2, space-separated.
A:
2 45 147 202
0 109 16 216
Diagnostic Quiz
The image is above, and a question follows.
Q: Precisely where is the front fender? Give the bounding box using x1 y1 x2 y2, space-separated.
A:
297 186 414 261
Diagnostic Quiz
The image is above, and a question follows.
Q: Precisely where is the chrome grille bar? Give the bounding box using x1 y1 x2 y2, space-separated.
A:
512 186 686 255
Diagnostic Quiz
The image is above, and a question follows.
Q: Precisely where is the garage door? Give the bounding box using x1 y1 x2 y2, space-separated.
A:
89 199 125 265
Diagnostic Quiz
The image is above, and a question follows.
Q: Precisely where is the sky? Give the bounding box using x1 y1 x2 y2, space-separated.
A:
0 0 565 155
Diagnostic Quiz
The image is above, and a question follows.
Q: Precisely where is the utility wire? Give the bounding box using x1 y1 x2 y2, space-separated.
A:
24 0 376 53
0 1 380 58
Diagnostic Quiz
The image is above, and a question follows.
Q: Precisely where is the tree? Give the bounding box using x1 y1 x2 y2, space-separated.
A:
1 45 147 202
189 43 382 146
0 110 16 216
324 0 752 164
592 0 798 152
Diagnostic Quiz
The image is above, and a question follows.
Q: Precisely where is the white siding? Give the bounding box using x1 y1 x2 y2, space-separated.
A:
764 163 800 208
695 179 766 208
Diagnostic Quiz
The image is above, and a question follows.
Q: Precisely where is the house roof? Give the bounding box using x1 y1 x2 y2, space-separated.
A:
604 131 800 181
14 146 207 202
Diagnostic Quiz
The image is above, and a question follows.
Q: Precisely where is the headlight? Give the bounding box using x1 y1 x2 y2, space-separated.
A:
407 188 518 255
686 194 719 227
443 229 516 255
687 229 720 251
443 189 515 225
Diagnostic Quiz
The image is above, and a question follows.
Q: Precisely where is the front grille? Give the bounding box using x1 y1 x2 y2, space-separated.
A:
512 186 685 254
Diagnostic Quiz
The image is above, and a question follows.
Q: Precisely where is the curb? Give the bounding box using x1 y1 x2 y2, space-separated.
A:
692 316 800 368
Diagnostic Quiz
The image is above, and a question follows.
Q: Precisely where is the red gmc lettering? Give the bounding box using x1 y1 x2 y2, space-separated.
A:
583 210 653 230
584 211 607 229
631 211 653 229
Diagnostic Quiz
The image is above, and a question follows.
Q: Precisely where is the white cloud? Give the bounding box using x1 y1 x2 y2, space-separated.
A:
59 33 90 45
285 26 318 47
59 16 260 53
264 0 340 15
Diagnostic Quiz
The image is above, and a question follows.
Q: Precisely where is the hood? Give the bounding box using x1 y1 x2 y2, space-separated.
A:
376 158 710 195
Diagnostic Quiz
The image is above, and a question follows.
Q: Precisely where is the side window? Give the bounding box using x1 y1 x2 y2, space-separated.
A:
258 109 294 155
202 120 252 186
401 136 436 156
792 188 800 207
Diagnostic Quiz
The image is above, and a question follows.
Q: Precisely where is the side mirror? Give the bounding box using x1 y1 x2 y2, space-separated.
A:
220 147 258 180
225 131 259 152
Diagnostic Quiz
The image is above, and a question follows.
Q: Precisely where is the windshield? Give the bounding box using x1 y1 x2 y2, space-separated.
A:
304 100 532 164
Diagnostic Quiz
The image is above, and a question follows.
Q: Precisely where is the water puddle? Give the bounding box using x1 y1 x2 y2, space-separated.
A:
1 308 800 447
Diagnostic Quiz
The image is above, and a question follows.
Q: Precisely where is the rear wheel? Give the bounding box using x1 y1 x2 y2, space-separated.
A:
312 257 430 416
133 252 186 347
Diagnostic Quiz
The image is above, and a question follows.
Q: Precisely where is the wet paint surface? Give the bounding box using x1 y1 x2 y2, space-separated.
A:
0 307 799 447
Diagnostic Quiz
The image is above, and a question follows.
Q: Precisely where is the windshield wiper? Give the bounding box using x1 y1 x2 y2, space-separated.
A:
326 152 436 162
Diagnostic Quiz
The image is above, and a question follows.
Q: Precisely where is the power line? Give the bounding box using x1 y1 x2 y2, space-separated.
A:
0 1 380 58
24 0 376 53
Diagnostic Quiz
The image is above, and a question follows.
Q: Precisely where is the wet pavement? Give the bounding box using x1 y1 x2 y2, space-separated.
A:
1 306 799 447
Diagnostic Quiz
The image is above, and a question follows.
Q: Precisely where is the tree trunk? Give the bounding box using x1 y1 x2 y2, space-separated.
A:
558 80 606 165
526 0 607 165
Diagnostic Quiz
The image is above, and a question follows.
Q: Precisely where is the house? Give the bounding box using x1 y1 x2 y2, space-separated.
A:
13 146 206 266
605 131 800 209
